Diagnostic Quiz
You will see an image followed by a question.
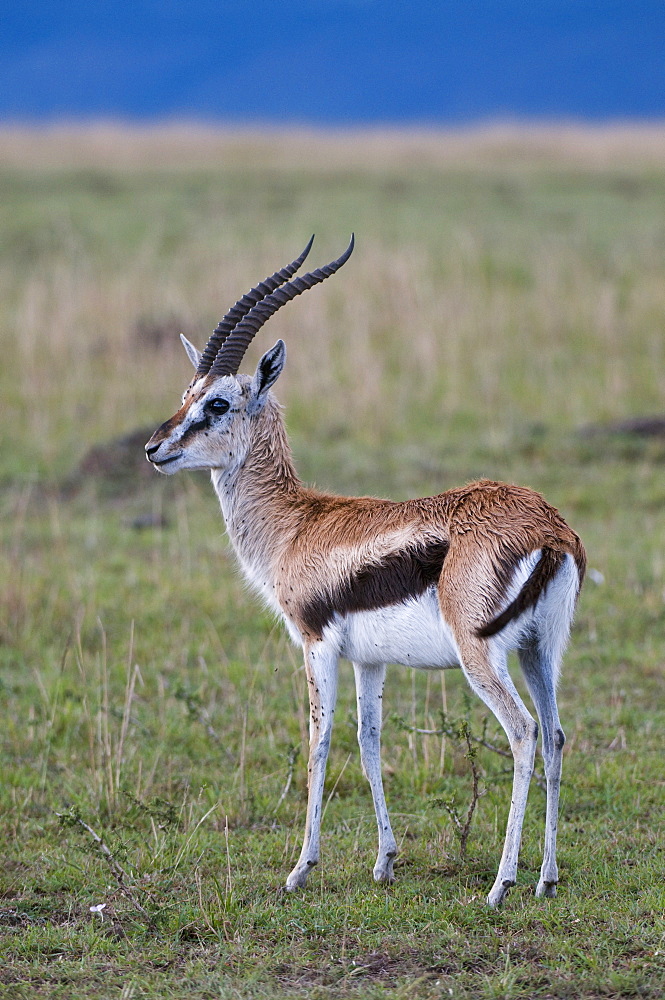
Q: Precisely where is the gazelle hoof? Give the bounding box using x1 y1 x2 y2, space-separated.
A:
487 878 515 908
535 879 557 898
373 850 396 884
285 858 317 891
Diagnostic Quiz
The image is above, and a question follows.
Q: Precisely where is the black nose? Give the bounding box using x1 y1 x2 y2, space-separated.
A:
145 442 160 458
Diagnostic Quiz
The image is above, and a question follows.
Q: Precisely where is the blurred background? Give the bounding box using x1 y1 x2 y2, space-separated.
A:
3 0 665 472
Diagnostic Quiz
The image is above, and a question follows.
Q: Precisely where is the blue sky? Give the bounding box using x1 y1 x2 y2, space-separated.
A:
2 1 664 123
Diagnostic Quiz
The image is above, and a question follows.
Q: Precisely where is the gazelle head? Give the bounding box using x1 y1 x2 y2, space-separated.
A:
145 236 354 475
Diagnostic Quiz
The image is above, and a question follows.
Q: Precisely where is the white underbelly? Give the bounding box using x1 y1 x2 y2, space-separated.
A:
338 587 461 669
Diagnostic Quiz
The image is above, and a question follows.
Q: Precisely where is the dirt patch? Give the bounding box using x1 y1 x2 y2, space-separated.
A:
78 427 156 480
275 946 436 990
65 426 158 497
132 315 197 352
580 414 665 438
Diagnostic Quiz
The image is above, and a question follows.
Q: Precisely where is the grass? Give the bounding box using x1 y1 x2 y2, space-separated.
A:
1 125 665 998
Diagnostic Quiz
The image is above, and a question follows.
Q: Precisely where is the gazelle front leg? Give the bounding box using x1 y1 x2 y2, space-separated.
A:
353 661 397 882
285 640 339 891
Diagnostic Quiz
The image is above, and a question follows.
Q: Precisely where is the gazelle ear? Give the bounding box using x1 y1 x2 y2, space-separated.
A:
180 333 201 369
250 340 286 406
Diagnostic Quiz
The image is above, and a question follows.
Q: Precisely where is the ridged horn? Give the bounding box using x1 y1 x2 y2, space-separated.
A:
195 235 315 379
209 235 355 378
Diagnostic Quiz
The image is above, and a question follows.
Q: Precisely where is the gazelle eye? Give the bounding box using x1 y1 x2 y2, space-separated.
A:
206 398 230 415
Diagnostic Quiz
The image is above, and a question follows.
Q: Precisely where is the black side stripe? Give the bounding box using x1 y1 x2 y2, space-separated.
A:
475 547 565 639
300 539 449 636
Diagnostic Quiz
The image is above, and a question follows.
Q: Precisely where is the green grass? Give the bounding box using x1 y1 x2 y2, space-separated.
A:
1 127 665 998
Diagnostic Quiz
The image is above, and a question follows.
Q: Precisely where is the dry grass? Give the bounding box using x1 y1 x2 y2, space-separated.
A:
3 124 665 483
3 121 665 172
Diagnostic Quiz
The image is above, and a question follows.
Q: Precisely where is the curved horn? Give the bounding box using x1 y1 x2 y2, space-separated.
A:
209 235 355 378
195 235 315 379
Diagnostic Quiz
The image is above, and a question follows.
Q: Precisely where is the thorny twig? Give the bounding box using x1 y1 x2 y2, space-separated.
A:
434 720 486 857
173 683 220 744
121 790 179 828
274 744 301 812
400 711 547 791
410 723 511 759
56 807 154 926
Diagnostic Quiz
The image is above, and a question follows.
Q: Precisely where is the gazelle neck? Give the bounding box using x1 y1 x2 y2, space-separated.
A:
211 395 302 580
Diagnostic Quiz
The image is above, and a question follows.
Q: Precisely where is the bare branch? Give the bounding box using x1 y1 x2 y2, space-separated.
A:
274 744 301 812
56 808 154 925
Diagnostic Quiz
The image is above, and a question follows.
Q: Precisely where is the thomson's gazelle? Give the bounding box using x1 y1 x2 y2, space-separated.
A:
146 237 585 907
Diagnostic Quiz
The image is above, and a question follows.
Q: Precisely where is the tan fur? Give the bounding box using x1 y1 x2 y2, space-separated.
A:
188 398 584 641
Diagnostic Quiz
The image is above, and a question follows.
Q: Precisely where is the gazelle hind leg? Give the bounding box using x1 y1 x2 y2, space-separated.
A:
518 553 578 898
285 641 339 891
518 641 565 899
353 662 397 882
455 636 538 908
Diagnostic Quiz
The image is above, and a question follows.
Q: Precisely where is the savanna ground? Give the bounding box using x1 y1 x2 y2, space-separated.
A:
0 124 664 999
